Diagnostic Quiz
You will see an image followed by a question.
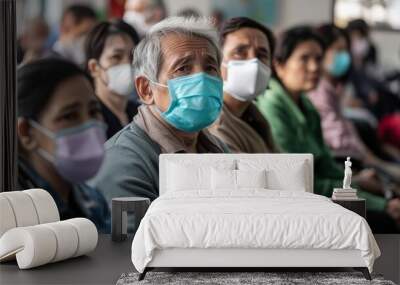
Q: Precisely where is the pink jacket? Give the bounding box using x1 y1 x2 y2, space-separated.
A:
308 78 366 159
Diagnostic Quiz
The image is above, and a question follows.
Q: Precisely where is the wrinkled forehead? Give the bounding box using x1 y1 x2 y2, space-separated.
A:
160 33 220 65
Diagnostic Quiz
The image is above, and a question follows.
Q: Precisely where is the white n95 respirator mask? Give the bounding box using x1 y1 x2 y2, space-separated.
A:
105 64 135 97
223 58 271 102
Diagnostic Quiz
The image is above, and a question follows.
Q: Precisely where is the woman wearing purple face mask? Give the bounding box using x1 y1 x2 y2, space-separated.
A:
17 58 110 233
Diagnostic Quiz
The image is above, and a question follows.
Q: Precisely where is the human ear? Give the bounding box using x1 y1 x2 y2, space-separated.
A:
87 59 101 78
17 118 37 151
273 59 285 79
135 76 154 105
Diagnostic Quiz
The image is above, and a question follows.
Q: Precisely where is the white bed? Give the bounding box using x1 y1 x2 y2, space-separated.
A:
131 154 380 280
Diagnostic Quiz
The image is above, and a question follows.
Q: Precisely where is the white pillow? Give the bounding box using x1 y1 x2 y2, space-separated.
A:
211 169 267 191
167 162 209 191
236 169 267 189
238 159 308 192
167 160 236 192
211 168 236 190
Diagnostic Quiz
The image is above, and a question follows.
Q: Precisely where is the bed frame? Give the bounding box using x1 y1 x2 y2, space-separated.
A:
140 248 371 280
138 154 371 280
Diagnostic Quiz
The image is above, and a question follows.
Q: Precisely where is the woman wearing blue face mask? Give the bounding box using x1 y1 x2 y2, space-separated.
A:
85 20 141 139
17 58 110 233
308 24 400 199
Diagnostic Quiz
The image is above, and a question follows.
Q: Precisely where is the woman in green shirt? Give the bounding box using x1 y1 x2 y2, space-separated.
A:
256 26 400 233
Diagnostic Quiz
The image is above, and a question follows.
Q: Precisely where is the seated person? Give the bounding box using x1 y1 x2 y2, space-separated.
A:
379 114 400 154
209 17 278 153
50 4 97 66
85 20 141 138
17 58 110 233
123 0 167 38
90 17 229 205
308 24 400 189
346 19 400 120
18 17 49 65
256 26 400 233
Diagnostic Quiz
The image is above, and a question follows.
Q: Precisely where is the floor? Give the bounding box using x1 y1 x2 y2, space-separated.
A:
0 234 398 284
374 235 400 284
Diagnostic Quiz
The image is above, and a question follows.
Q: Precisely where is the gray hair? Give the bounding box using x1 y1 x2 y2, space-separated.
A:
132 16 221 82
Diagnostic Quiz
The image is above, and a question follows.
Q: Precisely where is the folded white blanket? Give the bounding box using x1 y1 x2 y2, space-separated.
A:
131 190 380 273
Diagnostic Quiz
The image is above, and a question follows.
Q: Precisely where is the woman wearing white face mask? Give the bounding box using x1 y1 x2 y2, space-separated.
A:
209 17 278 153
86 20 141 138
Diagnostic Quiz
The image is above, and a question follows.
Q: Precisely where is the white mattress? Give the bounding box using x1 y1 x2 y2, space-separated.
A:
131 190 380 273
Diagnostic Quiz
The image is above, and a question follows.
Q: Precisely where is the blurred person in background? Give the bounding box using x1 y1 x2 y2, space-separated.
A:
211 9 224 30
309 24 400 194
123 0 166 38
209 17 278 153
85 20 141 139
378 113 400 153
109 0 127 19
17 58 110 233
346 19 400 160
256 26 400 233
17 17 49 65
177 8 201 18
50 4 97 66
347 19 377 72
345 19 400 120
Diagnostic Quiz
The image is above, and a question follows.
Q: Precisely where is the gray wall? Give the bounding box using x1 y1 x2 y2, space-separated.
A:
17 0 400 68
166 0 400 69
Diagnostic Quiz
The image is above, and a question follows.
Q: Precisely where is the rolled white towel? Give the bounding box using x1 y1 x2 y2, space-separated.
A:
0 218 98 269
0 225 57 268
0 196 17 237
0 191 39 227
0 189 60 238
23 189 60 224
65 218 98 257
42 221 79 262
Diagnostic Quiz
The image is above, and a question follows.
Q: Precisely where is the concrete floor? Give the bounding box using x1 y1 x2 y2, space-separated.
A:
0 234 398 284
374 235 400 284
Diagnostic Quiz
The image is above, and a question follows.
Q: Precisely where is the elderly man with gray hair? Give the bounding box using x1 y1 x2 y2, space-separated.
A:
90 17 229 205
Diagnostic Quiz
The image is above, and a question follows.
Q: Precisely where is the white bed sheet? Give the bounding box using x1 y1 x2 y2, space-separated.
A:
131 190 380 273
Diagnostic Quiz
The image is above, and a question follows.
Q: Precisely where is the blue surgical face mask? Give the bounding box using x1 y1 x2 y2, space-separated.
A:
327 51 351 77
150 72 223 133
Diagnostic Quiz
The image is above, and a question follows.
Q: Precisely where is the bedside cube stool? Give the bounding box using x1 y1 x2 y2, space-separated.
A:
331 198 366 219
112 197 150 242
